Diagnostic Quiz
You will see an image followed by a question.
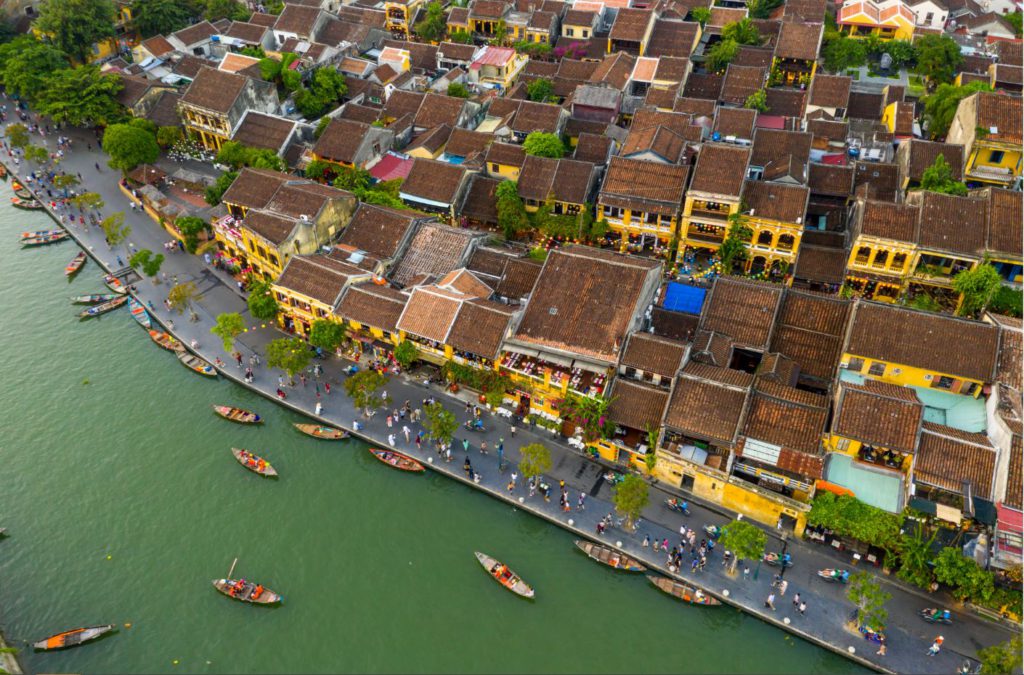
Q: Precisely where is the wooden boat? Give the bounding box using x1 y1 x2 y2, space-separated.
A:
11 197 42 210
178 351 216 377
647 575 721 606
64 251 87 277
22 229 61 239
213 405 261 424
32 624 115 651
12 180 24 190
474 551 535 599
294 423 349 440
212 578 281 605
72 293 119 304
0 163 8 180
22 231 67 246
148 329 184 352
575 540 646 572
368 448 424 472
78 294 127 319
231 448 278 477
14 187 33 200
103 274 127 294
127 296 151 328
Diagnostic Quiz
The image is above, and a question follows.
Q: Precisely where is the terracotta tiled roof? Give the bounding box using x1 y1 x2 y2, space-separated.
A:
982 187 1023 258
460 174 500 225
470 0 509 19
243 210 296 245
232 112 295 152
265 182 345 220
397 286 465 343
646 19 699 58
750 128 812 173
485 142 526 168
467 246 514 279
172 20 217 46
141 35 174 57
915 423 997 499
619 332 687 379
1006 432 1023 509
275 255 365 306
714 106 757 140
511 245 660 363
220 168 288 210
792 245 847 286
993 316 1021 392
700 276 782 349
589 52 636 89
899 139 964 184
689 143 749 198
854 161 899 202
390 222 479 286
564 8 598 25
809 163 854 197
784 0 826 21
741 180 808 224
447 299 517 359
224 20 268 42
742 384 828 472
621 125 686 163
557 58 599 80
655 55 690 83
573 133 613 165
809 73 851 110
607 379 670 431
248 12 278 26
847 91 883 120
336 203 421 261
311 118 372 164
274 4 322 35
774 19 822 61
834 380 923 453
181 66 247 113
445 128 494 158
764 87 807 118
415 93 466 129
770 290 851 381
495 257 542 300
690 330 735 368
682 71 723 100
611 8 654 41
845 301 1000 383
973 92 1023 144
665 364 751 443
401 158 468 205
908 191 987 256
336 282 408 331
600 157 689 215
720 65 767 105
511 100 564 135
732 45 774 68
856 199 918 243
708 6 747 27
674 96 716 117
147 90 184 128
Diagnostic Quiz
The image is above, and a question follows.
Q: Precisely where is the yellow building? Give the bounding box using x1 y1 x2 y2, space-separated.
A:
34 0 136 62
771 21 823 87
946 91 1023 188
828 380 920 474
740 180 809 279
178 66 278 151
517 156 598 219
466 46 528 90
844 199 919 302
272 254 372 336
484 142 526 181
838 0 916 40
904 191 986 307
334 282 409 359
384 0 424 38
678 144 749 258
562 8 599 40
597 156 689 255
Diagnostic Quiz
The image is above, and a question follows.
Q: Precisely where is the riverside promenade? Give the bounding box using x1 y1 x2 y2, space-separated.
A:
5 123 1016 675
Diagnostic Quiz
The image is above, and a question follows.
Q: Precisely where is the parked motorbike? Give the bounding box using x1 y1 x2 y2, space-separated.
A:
463 420 486 432
666 498 691 516
920 608 953 624
817 568 849 583
858 624 886 645
704 524 724 540
763 552 793 568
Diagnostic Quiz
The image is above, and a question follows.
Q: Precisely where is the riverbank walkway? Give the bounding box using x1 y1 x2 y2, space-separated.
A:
3 118 1016 675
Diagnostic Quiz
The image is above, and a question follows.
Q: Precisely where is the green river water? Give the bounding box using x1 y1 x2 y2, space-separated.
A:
0 181 865 674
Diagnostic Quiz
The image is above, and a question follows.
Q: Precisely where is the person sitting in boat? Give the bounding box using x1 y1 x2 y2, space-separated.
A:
257 459 266 471
252 585 263 600
694 589 705 602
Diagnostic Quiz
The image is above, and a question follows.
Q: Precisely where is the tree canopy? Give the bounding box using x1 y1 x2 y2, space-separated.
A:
168 281 200 313
744 89 768 112
215 141 285 171
446 82 470 98
722 18 760 45
719 213 752 273
246 278 280 320
612 474 649 527
131 0 193 37
823 35 866 72
706 38 740 72
393 340 418 370
414 1 446 42
211 312 246 351
978 635 1023 675
294 67 347 119
496 180 530 239
953 264 1002 318
526 77 554 102
203 0 250 21
35 65 123 126
423 402 458 445
129 248 164 279
34 0 115 63
919 154 967 195
100 212 131 246
522 132 564 158
266 337 312 379
848 572 890 630
102 123 160 173
308 318 347 352
344 369 389 415
718 519 766 571
0 36 68 100
806 492 902 553
205 170 238 206
4 123 29 149
922 81 992 139
518 442 552 480
915 34 963 85
175 216 208 254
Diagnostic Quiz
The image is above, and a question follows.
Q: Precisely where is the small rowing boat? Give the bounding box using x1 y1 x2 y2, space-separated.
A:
72 293 119 304
647 575 721 606
127 296 151 328
78 294 128 319
22 231 67 246
148 329 184 352
32 624 115 651
474 552 535 599
369 448 424 472
64 251 87 277
231 447 277 477
0 164 8 180
22 229 61 239
294 423 349 440
212 578 281 604
213 405 261 424
178 351 216 377
11 197 42 210
575 540 646 572
103 274 127 294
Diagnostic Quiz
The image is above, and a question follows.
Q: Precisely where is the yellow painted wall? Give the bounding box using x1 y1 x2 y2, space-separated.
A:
841 352 985 396
240 229 284 281
967 141 1023 184
487 161 521 181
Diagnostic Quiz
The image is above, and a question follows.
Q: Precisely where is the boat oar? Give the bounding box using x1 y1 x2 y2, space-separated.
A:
227 557 238 579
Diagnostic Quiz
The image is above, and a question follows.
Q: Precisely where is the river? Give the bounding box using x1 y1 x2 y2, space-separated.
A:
0 179 865 674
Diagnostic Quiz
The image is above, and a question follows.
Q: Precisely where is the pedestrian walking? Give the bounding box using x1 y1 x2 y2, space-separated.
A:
798 601 806 615
464 457 472 478
690 558 699 572
743 566 750 581
315 401 323 415
792 593 801 608
386 415 393 428
402 425 410 443
415 435 422 450
300 373 306 387
445 445 452 462
643 535 650 548
927 637 944 656
480 441 488 455
778 579 788 596
876 642 886 657
577 493 586 510
510 423 516 437
661 538 668 551
325 382 331 395
653 538 661 552
462 438 470 453
510 472 517 488
387 433 396 447
561 490 570 512
765 593 776 611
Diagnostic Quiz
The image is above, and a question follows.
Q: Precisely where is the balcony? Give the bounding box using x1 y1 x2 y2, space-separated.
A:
689 205 730 222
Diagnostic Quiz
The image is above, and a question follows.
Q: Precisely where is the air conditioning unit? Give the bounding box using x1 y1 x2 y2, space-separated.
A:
924 373 933 381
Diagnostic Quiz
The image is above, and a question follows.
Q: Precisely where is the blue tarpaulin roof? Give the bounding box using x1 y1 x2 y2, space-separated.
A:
663 282 706 315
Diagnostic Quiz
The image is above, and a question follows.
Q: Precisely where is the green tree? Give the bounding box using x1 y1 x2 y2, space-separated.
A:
34 0 115 63
806 492 902 553
447 81 470 98
23 144 49 164
167 281 200 314
895 520 939 588
266 336 312 381
882 39 917 68
175 216 208 254
720 213 753 273
922 81 992 139
848 571 891 630
933 547 995 602
344 369 390 416
4 123 29 149
706 38 739 72
314 116 331 139
919 154 968 195
718 519 767 572
518 442 552 481
496 180 530 239
557 391 613 441
414 0 446 42
204 170 238 205
308 318 347 352
246 278 280 320
954 264 1001 318
393 339 418 370
978 635 1023 675
915 34 963 85
722 18 760 45
102 123 160 174
293 67 347 119
129 248 165 280
746 0 783 18
690 6 710 26
156 125 183 149
304 159 331 181
211 312 246 351
71 191 105 211
526 77 555 103
823 36 867 72
0 36 67 100
448 29 474 44
744 88 768 112
423 401 458 445
1005 10 1022 37
909 291 943 312
990 285 1023 318
35 65 123 126
100 212 131 246
492 19 508 45
203 0 249 21
333 165 372 192
52 173 79 192
131 0 193 37
522 131 564 158
215 141 285 171
612 474 649 529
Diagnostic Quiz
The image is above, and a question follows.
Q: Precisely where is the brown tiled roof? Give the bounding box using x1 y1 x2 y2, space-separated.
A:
714 106 757 140
645 85 679 109
720 65 767 105
220 168 288 210
620 332 686 379
173 21 217 46
974 92 1022 145
181 67 247 113
589 52 636 89
992 316 1023 393
909 191 987 256
784 0 826 21
607 379 670 431
336 203 420 260
741 180 808 224
485 142 526 168
683 360 754 387
632 108 693 136
408 124 452 155
751 128 812 172
742 385 828 468
889 101 915 137
809 163 854 197
265 182 344 220
447 299 517 359
774 19 822 61
232 112 294 152
808 118 848 144
467 246 514 279
854 161 899 202
600 157 689 215
470 0 509 19
447 5 470 23
383 39 438 71
847 91 884 120
397 286 464 343
557 58 599 80
415 93 465 129
244 210 296 245
312 118 372 164
700 276 783 349
1006 433 1023 509
401 158 467 205
274 4 322 34
610 8 654 41
857 200 918 243
983 187 1023 258
445 128 493 158
654 55 690 83
674 96 716 117
732 45 774 68
495 257 542 299
809 73 851 110
707 6 746 28
390 222 479 286
915 423 997 499
383 89 425 121
145 90 182 128
116 74 157 108
765 87 807 118
690 329 734 368
621 125 685 162
224 20 268 42
770 290 851 380
792 245 847 287
834 380 923 453
460 174 500 225
846 301 1000 383
683 71 723 100
275 255 364 306
564 8 598 25
248 12 278 26
665 365 751 443
511 100 564 135
172 55 205 79
141 35 174 57
573 133 613 165
336 282 408 330
901 140 964 183
689 143 749 197
512 245 660 362
646 19 699 58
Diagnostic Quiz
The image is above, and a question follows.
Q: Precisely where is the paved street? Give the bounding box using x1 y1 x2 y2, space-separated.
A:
6 118 1017 675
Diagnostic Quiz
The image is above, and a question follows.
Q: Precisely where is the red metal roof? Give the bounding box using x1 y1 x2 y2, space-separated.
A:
370 153 414 182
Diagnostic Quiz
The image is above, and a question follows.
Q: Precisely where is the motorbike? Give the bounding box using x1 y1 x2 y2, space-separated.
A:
463 420 486 432
763 553 793 568
858 625 886 645
704 524 724 540
817 568 849 583
603 471 625 485
920 608 953 624
666 498 691 516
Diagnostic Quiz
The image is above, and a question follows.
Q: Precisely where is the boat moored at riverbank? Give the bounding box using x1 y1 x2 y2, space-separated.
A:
127 297 151 328
77 295 127 319
575 540 646 572
72 293 119 304
294 423 349 440
178 351 216 377
32 625 115 651
213 405 261 424
647 576 721 606
22 231 67 247
369 448 423 472
64 252 86 277
149 329 183 352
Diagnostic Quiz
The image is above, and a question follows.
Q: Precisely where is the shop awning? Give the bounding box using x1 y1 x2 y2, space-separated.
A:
998 504 1024 533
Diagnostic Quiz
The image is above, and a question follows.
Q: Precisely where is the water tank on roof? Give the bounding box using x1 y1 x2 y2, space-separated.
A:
711 131 721 141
